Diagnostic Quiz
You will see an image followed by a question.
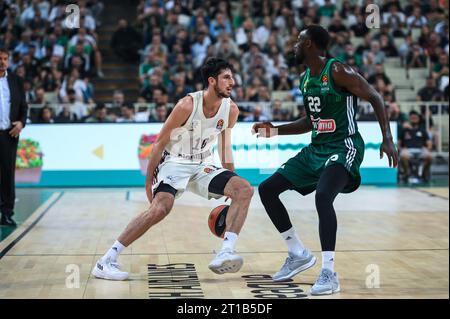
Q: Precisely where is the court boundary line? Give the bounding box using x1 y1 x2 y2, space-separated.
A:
0 192 64 260
3 247 448 257
412 187 449 200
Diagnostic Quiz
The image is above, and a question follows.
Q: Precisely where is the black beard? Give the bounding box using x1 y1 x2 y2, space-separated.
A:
214 84 229 98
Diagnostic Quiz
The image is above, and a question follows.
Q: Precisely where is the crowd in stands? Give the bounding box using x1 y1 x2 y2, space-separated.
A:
0 0 104 122
0 0 448 128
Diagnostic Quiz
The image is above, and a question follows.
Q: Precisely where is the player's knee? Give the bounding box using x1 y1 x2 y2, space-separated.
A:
147 205 169 223
234 180 254 202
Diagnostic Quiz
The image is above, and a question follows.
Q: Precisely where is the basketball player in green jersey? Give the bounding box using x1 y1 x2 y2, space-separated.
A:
253 25 398 295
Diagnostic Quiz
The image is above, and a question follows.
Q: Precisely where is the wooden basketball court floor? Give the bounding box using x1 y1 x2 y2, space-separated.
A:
0 186 448 299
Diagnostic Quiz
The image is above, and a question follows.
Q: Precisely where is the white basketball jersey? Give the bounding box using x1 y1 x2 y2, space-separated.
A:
164 90 231 163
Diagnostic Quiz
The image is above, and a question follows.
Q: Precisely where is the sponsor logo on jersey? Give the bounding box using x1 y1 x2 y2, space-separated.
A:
204 167 213 174
216 119 224 130
310 116 336 134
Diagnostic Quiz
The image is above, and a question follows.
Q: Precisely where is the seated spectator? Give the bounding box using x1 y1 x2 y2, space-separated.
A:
141 74 167 102
209 13 232 41
398 35 413 66
398 111 433 183
431 52 449 91
36 105 54 123
108 89 123 107
32 86 47 104
110 19 142 63
406 43 427 68
191 28 212 69
271 100 284 121
66 88 89 121
68 27 104 77
253 16 272 49
23 79 35 103
382 4 406 37
244 105 269 122
349 13 370 37
379 34 398 57
329 33 347 60
328 16 348 36
368 64 394 96
363 40 386 65
117 102 136 122
232 86 246 103
417 77 444 102
169 73 192 103
272 65 293 91
169 53 194 82
149 104 169 122
143 33 168 59
318 0 337 19
55 105 78 123
406 6 428 29
213 33 239 60
85 103 113 123
386 99 408 133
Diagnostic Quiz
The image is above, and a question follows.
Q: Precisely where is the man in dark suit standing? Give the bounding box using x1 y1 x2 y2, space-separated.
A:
0 48 28 226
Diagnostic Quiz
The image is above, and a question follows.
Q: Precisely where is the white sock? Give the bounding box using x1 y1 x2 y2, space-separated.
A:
322 251 335 272
281 227 305 257
221 232 238 252
103 240 125 262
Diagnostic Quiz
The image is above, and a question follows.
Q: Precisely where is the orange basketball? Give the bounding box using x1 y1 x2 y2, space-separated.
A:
208 205 229 238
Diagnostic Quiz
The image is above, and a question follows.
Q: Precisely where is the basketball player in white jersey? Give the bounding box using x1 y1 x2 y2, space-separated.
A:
92 58 254 280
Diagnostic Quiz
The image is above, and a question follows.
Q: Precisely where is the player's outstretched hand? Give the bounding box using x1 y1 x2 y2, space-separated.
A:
251 122 277 138
380 138 398 168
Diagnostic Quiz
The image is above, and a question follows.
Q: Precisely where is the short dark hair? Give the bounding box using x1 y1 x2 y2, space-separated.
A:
409 110 420 117
200 57 233 86
304 25 330 52
96 102 106 109
0 48 10 56
122 101 134 110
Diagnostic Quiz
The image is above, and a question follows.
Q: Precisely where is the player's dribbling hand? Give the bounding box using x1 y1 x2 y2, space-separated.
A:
251 122 276 138
380 138 398 168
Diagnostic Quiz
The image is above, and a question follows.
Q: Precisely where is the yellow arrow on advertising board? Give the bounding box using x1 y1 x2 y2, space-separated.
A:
92 145 104 159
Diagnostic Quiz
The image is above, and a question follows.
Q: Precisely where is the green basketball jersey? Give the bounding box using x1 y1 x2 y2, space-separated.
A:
300 58 359 145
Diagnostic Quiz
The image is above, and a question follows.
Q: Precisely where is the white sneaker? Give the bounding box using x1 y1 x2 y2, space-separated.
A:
208 249 243 274
91 258 129 280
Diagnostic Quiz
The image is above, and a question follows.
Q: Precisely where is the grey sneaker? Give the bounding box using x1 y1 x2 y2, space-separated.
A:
310 268 340 295
272 249 317 282
208 249 244 274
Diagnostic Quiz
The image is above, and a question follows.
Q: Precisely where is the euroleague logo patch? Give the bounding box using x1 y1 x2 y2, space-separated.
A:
216 119 224 130
321 74 328 86
204 167 213 174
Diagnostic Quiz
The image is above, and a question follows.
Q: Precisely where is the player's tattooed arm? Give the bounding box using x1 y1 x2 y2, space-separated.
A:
332 62 398 167
145 96 193 203
219 101 239 170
